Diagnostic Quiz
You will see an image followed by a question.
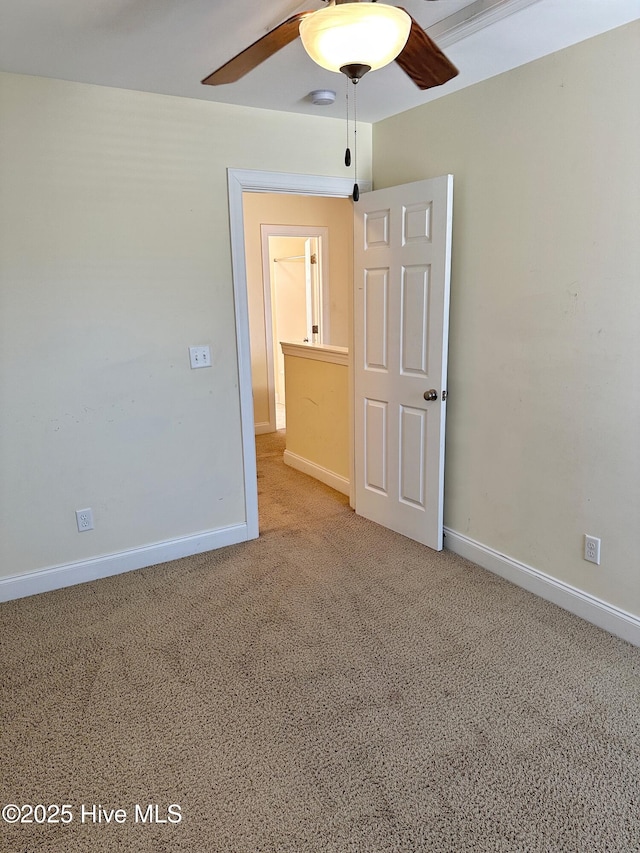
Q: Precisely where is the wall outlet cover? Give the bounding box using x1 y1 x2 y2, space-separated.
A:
76 508 94 532
584 534 601 565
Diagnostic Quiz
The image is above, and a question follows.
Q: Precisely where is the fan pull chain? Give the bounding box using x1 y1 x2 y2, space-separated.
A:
344 77 351 168
353 81 359 202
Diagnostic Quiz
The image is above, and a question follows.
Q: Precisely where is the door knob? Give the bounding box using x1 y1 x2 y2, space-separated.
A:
423 389 438 401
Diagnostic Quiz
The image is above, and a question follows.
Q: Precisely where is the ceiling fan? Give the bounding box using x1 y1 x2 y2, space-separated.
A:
201 0 458 90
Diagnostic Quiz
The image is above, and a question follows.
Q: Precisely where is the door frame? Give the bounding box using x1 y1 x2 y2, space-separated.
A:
227 168 371 538
259 224 330 434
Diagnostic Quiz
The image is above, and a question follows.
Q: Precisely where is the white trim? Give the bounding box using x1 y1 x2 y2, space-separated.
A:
227 168 371 538
260 224 331 432
0 524 249 603
444 527 640 647
262 223 331 343
228 170 260 540
254 421 272 435
228 168 370 198
430 0 543 48
281 341 348 366
261 226 278 434
284 450 350 497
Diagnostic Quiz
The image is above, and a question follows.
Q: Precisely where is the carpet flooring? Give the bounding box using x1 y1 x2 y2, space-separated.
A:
1 430 639 852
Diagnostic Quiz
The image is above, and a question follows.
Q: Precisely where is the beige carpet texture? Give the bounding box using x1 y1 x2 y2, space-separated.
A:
1 431 639 852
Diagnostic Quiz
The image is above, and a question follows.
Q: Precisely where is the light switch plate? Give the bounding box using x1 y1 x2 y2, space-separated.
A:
189 346 211 369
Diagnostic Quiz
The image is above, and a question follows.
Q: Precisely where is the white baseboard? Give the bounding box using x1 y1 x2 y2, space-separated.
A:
444 527 640 647
254 421 274 435
0 523 250 603
283 450 350 496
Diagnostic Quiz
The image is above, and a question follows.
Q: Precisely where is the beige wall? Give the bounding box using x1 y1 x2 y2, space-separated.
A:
373 21 640 616
284 355 349 482
0 71 370 582
243 193 354 428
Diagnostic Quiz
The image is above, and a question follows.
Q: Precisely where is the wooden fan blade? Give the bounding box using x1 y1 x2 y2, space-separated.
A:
395 12 459 90
202 12 311 86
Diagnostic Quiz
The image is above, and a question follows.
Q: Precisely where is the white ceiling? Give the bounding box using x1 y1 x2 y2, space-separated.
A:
1 0 638 123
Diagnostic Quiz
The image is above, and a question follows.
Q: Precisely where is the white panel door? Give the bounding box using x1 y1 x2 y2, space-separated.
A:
353 175 453 550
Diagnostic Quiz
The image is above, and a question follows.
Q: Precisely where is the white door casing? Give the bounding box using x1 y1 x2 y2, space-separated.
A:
259 224 330 434
272 237 307 406
228 169 363 537
304 237 320 343
353 176 453 550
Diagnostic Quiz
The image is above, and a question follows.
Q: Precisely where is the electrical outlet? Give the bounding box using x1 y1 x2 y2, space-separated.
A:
76 508 94 532
584 534 601 565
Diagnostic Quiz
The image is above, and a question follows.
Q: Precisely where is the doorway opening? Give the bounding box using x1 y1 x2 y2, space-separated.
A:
228 169 368 539
229 169 452 555
261 225 329 433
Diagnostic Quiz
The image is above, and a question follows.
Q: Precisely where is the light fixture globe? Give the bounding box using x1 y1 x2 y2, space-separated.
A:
299 3 411 76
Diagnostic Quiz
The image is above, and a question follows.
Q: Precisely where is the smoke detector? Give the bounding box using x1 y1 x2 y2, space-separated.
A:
310 89 336 106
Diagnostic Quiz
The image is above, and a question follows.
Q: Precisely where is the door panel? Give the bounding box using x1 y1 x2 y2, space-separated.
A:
354 176 453 550
399 405 426 508
364 209 390 248
403 201 432 244
364 399 388 494
364 268 389 371
401 265 430 375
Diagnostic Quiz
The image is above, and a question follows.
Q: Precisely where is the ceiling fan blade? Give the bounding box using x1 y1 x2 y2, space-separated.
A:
202 12 311 86
395 11 459 90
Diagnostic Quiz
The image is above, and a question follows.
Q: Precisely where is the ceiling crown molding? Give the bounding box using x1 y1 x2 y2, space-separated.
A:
429 0 543 47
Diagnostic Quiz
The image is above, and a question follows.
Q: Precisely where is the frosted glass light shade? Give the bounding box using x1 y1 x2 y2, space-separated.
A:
299 3 411 74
